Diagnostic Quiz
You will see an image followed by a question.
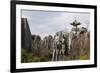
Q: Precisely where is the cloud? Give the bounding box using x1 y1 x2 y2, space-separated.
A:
22 10 90 39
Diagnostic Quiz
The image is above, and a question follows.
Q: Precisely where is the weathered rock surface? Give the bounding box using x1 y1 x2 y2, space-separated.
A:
21 18 33 52
70 27 90 59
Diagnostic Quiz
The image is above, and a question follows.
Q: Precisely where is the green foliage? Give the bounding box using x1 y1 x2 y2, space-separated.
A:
21 48 51 63
64 55 71 60
33 56 40 62
21 48 90 63
80 48 90 60
40 56 50 62
21 48 34 63
80 55 89 60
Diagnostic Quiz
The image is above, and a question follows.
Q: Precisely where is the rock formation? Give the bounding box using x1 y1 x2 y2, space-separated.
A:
21 18 33 52
70 27 90 60
52 30 69 61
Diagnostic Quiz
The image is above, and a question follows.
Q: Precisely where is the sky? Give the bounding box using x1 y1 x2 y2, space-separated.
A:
21 10 90 39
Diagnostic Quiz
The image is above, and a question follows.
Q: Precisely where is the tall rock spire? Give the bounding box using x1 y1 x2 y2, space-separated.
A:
21 18 33 52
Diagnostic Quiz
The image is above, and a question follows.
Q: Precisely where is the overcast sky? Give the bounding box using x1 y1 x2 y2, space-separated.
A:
21 10 90 39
